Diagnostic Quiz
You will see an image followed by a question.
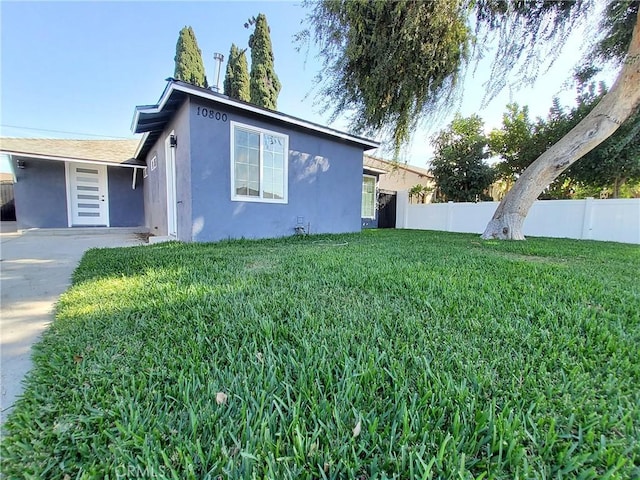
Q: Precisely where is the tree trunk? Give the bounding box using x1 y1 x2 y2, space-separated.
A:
482 11 640 240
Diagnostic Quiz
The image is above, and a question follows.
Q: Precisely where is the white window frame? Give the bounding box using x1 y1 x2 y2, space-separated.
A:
150 155 157 171
230 121 289 204
362 174 377 219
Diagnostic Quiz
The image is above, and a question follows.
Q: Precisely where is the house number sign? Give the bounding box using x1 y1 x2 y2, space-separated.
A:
196 107 227 122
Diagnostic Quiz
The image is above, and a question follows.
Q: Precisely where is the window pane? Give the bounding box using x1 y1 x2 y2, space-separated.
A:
263 134 285 154
235 146 248 165
248 148 259 167
235 129 248 147
248 131 260 148
235 163 248 181
248 181 260 197
263 151 273 169
272 177 284 199
249 165 260 183
272 152 284 169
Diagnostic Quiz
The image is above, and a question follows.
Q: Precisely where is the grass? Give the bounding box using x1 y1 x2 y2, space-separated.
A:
1 230 639 479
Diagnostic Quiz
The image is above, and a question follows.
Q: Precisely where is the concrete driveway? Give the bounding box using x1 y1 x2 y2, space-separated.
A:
0 225 145 427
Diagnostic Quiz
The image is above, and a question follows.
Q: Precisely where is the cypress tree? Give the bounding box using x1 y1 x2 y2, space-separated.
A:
223 43 250 102
248 14 281 109
174 26 208 88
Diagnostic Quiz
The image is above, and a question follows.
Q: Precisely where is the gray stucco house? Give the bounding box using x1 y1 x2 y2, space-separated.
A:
0 138 145 229
132 79 379 242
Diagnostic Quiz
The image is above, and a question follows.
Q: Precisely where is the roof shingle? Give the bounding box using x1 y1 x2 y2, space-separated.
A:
0 138 143 166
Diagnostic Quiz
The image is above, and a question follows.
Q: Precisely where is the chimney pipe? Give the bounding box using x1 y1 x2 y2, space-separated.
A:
212 52 224 92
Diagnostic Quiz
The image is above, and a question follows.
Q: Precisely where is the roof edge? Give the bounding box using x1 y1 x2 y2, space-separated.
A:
0 150 145 168
132 80 380 151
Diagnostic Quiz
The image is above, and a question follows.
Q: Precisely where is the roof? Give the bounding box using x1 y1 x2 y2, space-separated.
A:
0 138 144 167
364 155 433 178
131 79 380 160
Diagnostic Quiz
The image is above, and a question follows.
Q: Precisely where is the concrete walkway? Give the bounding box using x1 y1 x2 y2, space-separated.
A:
0 225 145 427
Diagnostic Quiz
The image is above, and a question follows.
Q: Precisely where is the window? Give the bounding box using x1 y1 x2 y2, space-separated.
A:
231 122 288 203
150 155 157 171
362 175 376 218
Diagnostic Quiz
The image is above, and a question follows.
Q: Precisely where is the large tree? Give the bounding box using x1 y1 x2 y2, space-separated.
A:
488 103 535 185
304 0 640 240
248 13 281 109
490 83 640 199
223 43 251 102
174 26 208 88
431 115 495 202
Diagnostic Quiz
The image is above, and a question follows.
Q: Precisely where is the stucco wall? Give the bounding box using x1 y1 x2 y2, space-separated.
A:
187 99 364 242
12 156 145 229
107 167 144 227
13 157 68 228
143 99 192 239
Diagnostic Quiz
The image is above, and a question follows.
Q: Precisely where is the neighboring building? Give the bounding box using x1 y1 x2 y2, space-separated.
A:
364 155 435 203
131 79 379 242
361 163 387 229
0 138 145 229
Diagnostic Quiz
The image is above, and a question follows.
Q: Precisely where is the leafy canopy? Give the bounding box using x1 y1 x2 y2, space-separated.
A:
303 0 637 151
248 13 281 110
489 82 640 199
174 26 208 88
224 43 251 102
431 114 495 202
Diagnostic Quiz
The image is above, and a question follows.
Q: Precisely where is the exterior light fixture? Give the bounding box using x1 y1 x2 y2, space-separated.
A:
169 135 178 148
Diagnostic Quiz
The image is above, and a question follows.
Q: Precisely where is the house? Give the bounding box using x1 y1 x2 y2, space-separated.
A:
0 138 145 230
362 162 388 229
0 80 379 240
360 156 435 229
364 155 435 203
131 79 379 242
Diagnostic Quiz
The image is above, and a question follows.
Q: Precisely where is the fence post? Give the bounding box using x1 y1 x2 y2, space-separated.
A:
396 190 409 229
446 201 454 232
581 197 594 240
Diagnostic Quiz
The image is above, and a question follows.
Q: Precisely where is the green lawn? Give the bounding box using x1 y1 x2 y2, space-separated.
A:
2 230 639 479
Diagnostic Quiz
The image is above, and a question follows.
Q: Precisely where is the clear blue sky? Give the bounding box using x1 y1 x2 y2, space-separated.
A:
1 1 615 171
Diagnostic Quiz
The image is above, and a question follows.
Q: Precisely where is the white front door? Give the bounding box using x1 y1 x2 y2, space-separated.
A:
165 133 177 237
67 162 109 226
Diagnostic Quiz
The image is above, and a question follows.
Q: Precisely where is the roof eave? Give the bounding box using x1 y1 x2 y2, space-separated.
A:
131 81 380 152
0 150 145 168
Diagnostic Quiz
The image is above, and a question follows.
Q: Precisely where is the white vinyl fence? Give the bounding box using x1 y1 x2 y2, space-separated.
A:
395 191 640 244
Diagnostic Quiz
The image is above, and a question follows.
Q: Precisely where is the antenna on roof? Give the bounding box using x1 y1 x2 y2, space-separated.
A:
211 53 224 93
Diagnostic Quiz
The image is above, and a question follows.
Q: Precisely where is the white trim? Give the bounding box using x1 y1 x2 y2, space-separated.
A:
0 150 143 169
364 166 387 175
133 131 150 158
230 121 289 204
150 155 157 171
362 174 377 219
165 131 178 238
133 82 380 149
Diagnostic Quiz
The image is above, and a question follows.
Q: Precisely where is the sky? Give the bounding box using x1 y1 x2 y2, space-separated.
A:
0 1 616 172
